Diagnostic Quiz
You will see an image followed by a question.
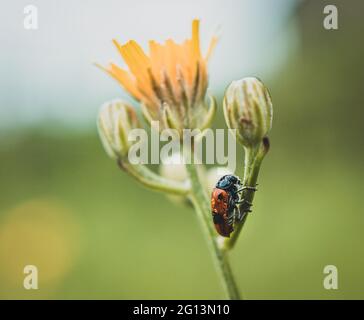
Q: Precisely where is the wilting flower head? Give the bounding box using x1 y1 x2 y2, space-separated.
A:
97 99 141 159
223 77 273 148
100 19 217 134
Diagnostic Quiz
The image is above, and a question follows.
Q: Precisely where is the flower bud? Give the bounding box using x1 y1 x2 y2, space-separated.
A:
97 99 140 159
223 77 273 148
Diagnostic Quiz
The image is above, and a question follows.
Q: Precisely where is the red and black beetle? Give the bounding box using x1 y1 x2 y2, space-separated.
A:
211 174 256 237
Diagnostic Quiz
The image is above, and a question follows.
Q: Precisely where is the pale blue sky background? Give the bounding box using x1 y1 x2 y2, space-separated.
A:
0 0 299 128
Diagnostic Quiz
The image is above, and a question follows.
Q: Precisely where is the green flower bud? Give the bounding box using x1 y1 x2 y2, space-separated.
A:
97 99 141 159
223 77 273 148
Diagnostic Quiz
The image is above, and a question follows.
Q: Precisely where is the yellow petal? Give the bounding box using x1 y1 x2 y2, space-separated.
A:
191 19 201 60
149 40 164 82
165 39 179 88
109 64 142 100
113 40 148 82
205 36 218 62
114 39 157 100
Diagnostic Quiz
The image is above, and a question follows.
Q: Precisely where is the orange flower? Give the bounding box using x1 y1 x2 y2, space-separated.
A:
101 19 217 132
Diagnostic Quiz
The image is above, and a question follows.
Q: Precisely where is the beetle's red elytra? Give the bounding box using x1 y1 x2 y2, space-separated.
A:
211 188 234 237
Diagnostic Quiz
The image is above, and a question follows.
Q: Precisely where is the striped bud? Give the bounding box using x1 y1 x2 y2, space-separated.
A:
97 99 140 159
223 77 273 148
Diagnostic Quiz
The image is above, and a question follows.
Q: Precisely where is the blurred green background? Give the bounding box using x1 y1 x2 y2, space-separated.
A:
1 0 364 299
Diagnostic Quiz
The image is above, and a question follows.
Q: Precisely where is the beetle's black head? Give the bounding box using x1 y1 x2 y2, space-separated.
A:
216 174 240 191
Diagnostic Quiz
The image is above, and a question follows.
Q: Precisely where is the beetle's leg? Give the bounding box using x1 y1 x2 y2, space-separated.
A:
235 206 242 221
234 184 258 194
226 204 235 226
234 206 248 222
235 199 253 221
226 197 236 226
236 198 253 206
235 184 258 193
226 211 234 226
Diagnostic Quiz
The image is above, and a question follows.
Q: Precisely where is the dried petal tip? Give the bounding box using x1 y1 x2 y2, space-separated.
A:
223 77 273 148
97 99 140 159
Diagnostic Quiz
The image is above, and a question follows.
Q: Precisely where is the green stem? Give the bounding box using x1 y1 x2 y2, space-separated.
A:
184 149 241 300
222 139 269 250
118 159 190 196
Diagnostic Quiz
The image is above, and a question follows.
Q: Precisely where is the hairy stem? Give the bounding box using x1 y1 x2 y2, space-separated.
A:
184 148 241 300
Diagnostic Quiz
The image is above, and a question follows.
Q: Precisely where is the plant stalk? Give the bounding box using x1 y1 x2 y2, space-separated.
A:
222 138 269 250
184 147 241 300
117 158 190 196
